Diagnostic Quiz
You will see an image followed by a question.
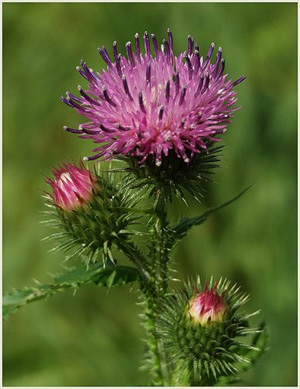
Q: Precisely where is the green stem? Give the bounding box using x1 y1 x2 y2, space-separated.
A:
118 192 171 385
153 194 170 293
117 241 150 283
143 289 166 386
142 192 171 385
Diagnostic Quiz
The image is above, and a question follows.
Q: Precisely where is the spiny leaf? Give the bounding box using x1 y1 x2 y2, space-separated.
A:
93 265 140 287
3 263 140 319
170 186 252 244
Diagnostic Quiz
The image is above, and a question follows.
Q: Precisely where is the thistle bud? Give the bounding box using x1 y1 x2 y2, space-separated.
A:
157 277 267 386
46 163 95 210
44 162 136 264
188 285 226 326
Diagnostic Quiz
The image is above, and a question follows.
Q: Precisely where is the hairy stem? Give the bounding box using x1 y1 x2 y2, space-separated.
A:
142 192 171 385
117 240 151 283
153 194 170 292
143 288 166 386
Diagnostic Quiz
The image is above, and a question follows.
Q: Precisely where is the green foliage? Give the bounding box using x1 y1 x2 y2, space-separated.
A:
3 262 140 319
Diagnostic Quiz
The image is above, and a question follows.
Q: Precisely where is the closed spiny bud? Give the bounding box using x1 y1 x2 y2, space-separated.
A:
44 162 136 263
157 277 267 386
46 163 95 210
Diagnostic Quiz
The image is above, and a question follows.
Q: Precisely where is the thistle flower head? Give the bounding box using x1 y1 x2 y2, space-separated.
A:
188 285 226 326
62 30 245 166
46 163 95 210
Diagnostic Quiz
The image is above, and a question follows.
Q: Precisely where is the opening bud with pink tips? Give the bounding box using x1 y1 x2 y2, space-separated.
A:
156 277 268 386
44 161 138 265
46 163 96 211
188 284 227 326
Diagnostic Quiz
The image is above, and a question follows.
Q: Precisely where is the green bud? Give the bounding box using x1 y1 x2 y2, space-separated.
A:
156 277 267 385
44 163 136 264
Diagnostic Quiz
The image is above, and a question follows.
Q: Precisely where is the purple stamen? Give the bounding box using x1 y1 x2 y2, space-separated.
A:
175 73 180 95
146 64 151 85
118 124 131 131
167 28 173 52
126 42 135 67
184 54 193 80
194 50 200 74
187 35 194 56
232 75 246 87
165 80 170 102
102 87 117 107
215 47 222 69
195 76 204 96
100 124 115 133
76 66 88 81
84 151 106 161
66 94 85 111
116 54 122 78
113 41 118 61
203 75 210 91
163 39 171 62
217 59 225 78
78 86 100 106
98 46 113 68
206 43 215 61
151 34 159 57
139 92 146 113
144 31 151 57
67 92 82 104
179 87 187 106
159 105 164 120
122 76 133 100
63 126 84 134
81 61 98 83
61 96 73 107
81 127 101 135
135 33 141 58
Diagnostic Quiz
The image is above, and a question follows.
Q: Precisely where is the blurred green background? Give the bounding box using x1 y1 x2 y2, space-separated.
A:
3 2 297 386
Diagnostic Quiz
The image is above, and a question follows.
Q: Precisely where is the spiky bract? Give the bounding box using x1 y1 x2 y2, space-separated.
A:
156 277 266 386
119 140 223 203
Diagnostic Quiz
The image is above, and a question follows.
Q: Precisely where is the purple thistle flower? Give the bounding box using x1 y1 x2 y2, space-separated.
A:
46 163 95 210
62 30 245 166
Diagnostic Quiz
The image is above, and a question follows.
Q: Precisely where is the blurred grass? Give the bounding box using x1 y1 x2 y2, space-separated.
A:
3 2 297 386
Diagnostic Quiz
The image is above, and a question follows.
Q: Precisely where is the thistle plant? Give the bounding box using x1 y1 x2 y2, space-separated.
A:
3 30 268 386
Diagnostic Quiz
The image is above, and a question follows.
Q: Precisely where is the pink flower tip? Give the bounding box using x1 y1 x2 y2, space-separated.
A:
46 163 95 210
188 285 226 326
